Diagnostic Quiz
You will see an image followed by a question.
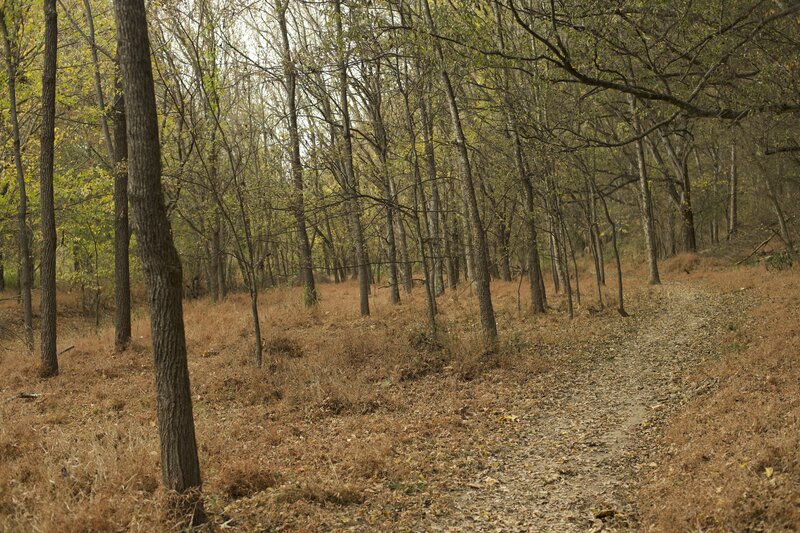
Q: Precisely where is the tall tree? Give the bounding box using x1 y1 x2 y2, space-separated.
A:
113 0 204 521
421 0 497 345
113 78 131 351
277 0 317 307
334 0 370 316
39 0 58 376
0 7 33 351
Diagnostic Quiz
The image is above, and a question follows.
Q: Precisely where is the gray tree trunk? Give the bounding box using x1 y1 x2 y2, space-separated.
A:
277 0 317 306
422 0 497 346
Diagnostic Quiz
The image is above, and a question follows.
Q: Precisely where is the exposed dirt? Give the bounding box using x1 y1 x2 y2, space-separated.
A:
425 282 735 531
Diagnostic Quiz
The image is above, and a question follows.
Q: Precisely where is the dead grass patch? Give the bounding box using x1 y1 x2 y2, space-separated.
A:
218 465 281 499
0 277 628 531
636 267 800 532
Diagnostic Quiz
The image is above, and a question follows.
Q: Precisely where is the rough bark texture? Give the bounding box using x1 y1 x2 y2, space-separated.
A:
0 11 33 351
113 81 132 351
334 0 370 316
39 0 58 377
114 0 204 516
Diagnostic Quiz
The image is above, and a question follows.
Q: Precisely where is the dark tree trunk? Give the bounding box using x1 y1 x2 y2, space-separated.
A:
518 155 546 313
113 79 131 351
0 10 33 352
630 99 661 285
114 0 204 521
419 99 445 295
727 143 738 239
39 0 58 377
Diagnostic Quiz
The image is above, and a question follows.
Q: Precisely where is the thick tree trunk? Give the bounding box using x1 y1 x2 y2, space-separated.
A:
0 11 33 352
39 0 58 377
277 0 316 306
114 0 204 521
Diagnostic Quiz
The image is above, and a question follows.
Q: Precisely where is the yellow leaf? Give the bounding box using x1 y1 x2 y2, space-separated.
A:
765 467 774 478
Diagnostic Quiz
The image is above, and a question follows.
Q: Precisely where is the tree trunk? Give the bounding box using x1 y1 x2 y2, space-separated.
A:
39 0 58 377
113 79 132 351
422 0 496 345
419 99 445 295
114 0 204 521
516 136 546 313
594 180 628 317
0 10 33 352
277 0 317 307
630 99 661 284
334 0 369 316
727 143 738 239
763 168 794 254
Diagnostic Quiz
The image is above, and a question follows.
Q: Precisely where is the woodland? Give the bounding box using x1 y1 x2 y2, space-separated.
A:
0 0 799 531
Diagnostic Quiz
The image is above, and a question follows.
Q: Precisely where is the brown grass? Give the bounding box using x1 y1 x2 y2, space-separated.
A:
0 274 631 531
636 266 800 531
6 260 793 531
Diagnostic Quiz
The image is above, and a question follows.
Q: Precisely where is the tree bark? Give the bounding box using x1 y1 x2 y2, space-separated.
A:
727 143 738 239
39 0 58 377
334 0 370 316
419 98 445 295
114 0 204 520
113 79 132 351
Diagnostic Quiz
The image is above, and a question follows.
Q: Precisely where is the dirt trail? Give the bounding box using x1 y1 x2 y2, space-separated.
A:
428 282 727 532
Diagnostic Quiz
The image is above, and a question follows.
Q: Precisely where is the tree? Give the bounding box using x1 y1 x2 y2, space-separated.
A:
39 0 58 377
0 6 33 351
421 0 497 346
277 0 317 307
113 0 204 522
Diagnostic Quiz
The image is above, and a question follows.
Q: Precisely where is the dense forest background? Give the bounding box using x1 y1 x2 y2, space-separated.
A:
1 0 798 342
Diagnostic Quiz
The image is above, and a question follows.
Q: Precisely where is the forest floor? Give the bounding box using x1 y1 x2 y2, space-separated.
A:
0 256 798 532
421 280 731 532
